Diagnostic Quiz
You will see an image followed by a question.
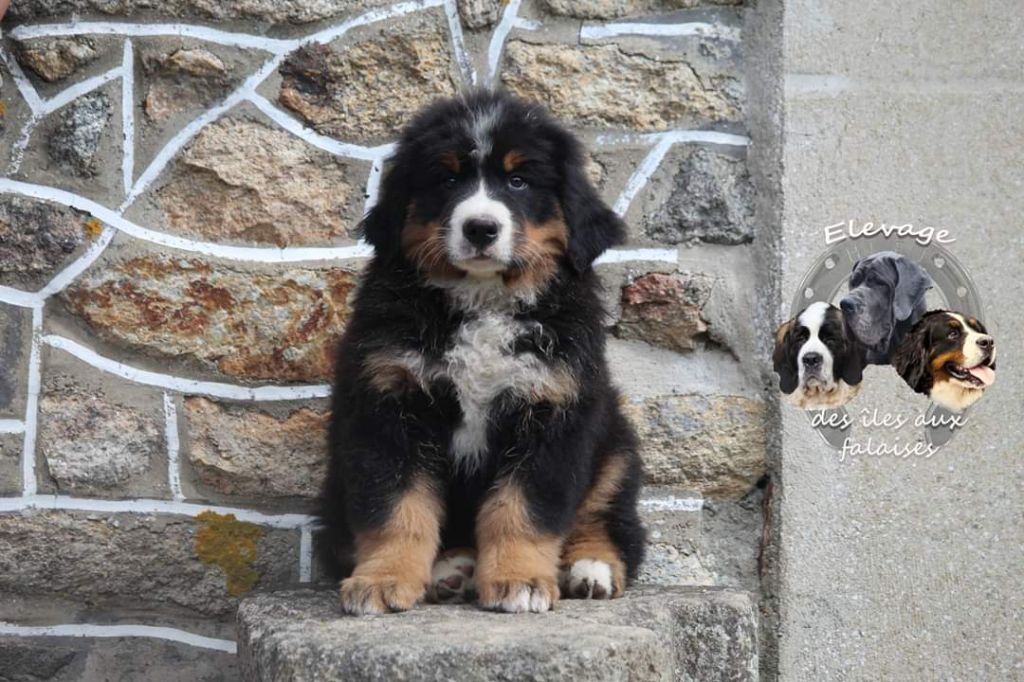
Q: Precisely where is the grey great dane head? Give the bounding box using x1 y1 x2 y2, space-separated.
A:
840 251 933 363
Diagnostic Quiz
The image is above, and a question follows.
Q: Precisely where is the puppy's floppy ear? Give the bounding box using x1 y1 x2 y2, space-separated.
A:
558 134 625 273
893 257 933 322
772 319 799 394
358 152 411 259
891 320 931 393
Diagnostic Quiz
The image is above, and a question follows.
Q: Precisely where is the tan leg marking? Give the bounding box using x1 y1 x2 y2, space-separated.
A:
362 349 431 396
560 454 629 599
339 477 443 615
475 482 562 613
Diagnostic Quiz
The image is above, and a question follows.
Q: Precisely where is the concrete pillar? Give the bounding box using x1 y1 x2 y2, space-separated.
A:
771 2 1024 679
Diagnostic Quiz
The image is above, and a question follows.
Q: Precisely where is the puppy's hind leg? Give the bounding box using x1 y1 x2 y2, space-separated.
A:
426 547 477 604
560 449 645 600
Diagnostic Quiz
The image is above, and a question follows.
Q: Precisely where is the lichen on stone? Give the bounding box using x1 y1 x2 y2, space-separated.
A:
194 511 264 597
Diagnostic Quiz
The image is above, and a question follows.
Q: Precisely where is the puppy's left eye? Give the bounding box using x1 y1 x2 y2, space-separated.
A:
443 175 458 189
948 328 961 340
508 175 528 191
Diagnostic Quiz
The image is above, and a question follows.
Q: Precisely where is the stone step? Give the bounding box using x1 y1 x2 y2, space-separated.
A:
237 586 758 682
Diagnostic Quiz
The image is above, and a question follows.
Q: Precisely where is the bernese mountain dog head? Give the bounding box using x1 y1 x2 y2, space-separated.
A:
360 90 624 293
892 310 996 412
773 301 866 409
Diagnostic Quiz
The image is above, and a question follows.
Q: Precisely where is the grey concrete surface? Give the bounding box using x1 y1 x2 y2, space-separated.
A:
238 586 759 682
773 2 1024 679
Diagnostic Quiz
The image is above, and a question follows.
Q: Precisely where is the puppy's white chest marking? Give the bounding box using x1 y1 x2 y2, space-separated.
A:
444 312 544 467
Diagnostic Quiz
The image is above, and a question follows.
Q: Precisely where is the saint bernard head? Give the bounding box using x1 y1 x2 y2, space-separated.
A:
773 301 866 409
891 311 996 412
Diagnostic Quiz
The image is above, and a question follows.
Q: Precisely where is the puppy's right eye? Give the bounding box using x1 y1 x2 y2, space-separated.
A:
442 175 458 189
947 328 960 340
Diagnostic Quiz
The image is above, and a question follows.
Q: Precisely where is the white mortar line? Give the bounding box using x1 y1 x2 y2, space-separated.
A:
0 286 43 308
299 526 313 583
595 130 751 147
9 22 298 54
117 0 422 212
595 248 678 265
121 55 283 211
0 179 374 264
610 130 751 216
639 495 704 512
299 0 446 48
20 306 43 496
6 117 39 174
364 155 388 212
246 94 387 162
580 21 740 42
121 39 135 197
0 494 316 529
0 47 43 174
0 420 26 434
36 227 117 298
44 335 331 402
0 622 237 654
487 0 523 85
613 134 675 217
163 394 184 502
512 17 541 31
0 47 44 115
660 130 751 146
38 66 121 115
442 0 476 86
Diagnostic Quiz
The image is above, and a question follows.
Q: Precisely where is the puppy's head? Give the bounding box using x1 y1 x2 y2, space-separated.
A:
840 252 932 351
360 91 624 291
773 301 865 409
892 310 996 411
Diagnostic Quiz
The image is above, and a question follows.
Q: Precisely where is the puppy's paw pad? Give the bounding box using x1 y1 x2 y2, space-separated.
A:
339 576 423 615
560 559 615 600
427 554 477 604
478 578 557 613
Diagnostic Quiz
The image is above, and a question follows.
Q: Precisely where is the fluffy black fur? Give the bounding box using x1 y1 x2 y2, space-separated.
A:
318 91 645 605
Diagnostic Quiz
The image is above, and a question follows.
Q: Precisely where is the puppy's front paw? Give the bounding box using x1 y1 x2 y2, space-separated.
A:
559 558 622 600
477 576 558 613
339 575 424 615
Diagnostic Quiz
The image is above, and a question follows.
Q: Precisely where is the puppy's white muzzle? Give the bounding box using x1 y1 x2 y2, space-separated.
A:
447 181 514 273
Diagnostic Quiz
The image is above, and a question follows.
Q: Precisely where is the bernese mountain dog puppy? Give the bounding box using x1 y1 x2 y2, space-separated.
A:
319 91 645 615
892 310 996 412
773 301 866 409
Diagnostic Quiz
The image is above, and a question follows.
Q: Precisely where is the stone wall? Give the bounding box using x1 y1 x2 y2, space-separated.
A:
0 0 767 675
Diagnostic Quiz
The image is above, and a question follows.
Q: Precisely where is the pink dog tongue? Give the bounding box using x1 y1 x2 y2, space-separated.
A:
968 365 995 386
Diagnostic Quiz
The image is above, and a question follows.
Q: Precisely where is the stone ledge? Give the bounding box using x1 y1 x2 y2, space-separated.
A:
238 586 758 682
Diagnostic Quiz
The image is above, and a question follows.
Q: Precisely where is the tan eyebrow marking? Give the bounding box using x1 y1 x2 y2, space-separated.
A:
439 152 461 173
503 150 528 172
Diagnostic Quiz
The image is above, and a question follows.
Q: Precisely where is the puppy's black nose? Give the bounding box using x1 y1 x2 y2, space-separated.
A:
839 297 857 315
977 336 994 350
802 352 823 369
463 218 499 249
